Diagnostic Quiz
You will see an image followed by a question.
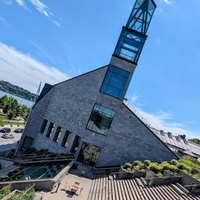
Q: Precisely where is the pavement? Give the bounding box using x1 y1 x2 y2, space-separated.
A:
0 125 23 152
37 164 93 200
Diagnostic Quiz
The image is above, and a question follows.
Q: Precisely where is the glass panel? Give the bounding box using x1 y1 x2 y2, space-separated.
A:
61 130 72 148
87 104 115 135
77 142 101 167
100 65 130 99
46 122 54 138
21 136 34 151
53 126 62 143
113 28 146 63
40 119 48 134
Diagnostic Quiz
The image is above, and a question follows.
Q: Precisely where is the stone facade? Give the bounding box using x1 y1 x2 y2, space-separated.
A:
17 64 177 167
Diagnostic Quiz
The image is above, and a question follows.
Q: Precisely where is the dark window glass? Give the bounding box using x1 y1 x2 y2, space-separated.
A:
100 65 130 99
21 136 34 151
87 104 115 135
61 130 72 148
113 28 146 63
46 122 54 138
53 126 62 143
40 119 48 133
71 135 81 154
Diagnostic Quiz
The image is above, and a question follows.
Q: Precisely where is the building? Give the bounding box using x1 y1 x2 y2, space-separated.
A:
17 0 178 167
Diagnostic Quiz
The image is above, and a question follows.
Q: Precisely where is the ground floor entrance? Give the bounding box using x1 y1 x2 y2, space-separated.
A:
77 142 101 167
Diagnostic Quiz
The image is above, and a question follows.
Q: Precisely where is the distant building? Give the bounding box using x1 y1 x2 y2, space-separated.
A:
17 0 178 167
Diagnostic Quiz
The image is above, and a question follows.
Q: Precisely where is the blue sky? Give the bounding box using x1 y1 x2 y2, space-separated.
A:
0 0 200 139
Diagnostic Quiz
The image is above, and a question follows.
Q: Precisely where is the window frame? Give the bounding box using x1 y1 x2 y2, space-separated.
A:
86 104 115 135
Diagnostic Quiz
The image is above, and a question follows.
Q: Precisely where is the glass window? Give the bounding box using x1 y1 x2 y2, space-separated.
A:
100 65 130 99
21 136 34 151
113 28 146 64
61 130 72 148
53 126 62 143
87 104 115 135
40 119 48 133
46 122 54 138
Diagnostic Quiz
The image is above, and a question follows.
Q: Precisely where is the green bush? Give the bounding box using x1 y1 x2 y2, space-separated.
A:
144 160 151 166
177 163 192 174
123 162 132 170
170 159 179 165
161 162 170 171
193 173 200 181
133 160 142 166
0 185 12 199
168 165 179 174
179 158 196 168
133 160 144 171
149 163 162 174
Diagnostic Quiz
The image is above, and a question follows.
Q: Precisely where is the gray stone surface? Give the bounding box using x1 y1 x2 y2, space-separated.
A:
18 64 177 167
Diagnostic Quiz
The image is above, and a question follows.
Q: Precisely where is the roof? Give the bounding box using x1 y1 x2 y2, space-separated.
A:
123 101 200 158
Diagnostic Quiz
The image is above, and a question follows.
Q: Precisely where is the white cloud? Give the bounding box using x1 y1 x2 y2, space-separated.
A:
127 95 199 139
29 0 49 17
0 42 69 93
15 0 25 7
161 0 172 5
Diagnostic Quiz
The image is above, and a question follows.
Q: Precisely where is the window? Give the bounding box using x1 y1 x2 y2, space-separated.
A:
113 27 146 64
53 126 62 143
100 65 130 99
40 119 48 133
21 136 34 151
87 104 115 135
61 130 72 148
71 135 81 154
46 122 54 138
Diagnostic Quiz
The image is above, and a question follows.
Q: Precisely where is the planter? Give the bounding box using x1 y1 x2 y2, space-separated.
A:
117 166 146 179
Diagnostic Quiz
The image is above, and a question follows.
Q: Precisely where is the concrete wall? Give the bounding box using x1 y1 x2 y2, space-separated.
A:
18 65 177 167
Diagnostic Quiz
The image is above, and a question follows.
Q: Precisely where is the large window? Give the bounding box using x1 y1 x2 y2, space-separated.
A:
100 65 130 99
53 126 62 143
40 119 48 133
87 104 115 135
46 122 54 138
61 130 72 148
113 27 147 64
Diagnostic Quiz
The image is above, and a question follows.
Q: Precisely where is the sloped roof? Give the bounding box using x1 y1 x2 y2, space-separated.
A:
123 101 200 157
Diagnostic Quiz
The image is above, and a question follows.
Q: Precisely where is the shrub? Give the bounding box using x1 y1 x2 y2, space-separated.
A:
149 163 162 174
133 160 142 166
0 185 12 199
168 165 179 174
177 163 192 174
123 162 132 170
194 173 200 181
144 160 151 166
179 158 196 168
170 159 179 165
133 160 144 171
161 162 170 171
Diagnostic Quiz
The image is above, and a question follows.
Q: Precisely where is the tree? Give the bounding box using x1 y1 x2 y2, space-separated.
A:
0 95 30 120
189 138 200 145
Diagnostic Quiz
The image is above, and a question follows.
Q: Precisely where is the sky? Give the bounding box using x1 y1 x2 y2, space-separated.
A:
0 0 200 139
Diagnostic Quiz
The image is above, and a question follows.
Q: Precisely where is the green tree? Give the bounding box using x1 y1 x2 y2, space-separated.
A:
189 138 200 145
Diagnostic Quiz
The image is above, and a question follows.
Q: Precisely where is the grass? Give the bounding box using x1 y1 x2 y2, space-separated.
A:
0 114 24 127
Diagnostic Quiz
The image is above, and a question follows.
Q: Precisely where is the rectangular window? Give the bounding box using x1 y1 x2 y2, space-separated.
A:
87 104 115 135
53 126 62 143
46 122 54 138
113 27 147 64
40 119 48 133
100 65 130 99
61 130 72 148
21 136 34 151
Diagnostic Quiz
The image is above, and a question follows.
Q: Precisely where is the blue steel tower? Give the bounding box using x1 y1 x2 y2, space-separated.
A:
100 0 156 100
